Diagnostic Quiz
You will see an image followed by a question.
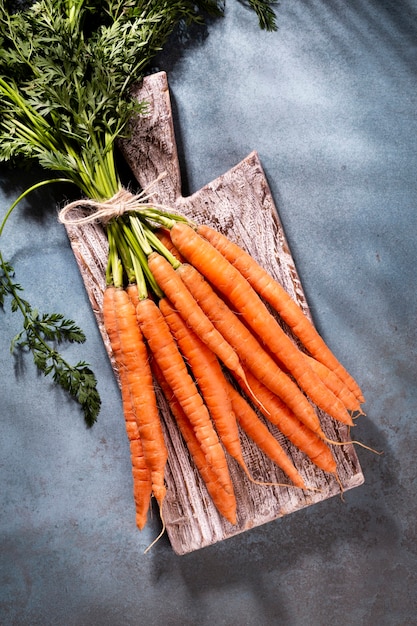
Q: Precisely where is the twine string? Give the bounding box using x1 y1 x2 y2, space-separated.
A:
58 172 170 226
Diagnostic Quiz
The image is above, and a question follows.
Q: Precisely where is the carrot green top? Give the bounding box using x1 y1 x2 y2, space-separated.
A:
0 0 277 424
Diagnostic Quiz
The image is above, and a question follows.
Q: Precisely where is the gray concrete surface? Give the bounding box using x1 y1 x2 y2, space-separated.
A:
1 1 416 624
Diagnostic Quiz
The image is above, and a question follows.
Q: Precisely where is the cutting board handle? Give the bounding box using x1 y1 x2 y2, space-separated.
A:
119 72 183 205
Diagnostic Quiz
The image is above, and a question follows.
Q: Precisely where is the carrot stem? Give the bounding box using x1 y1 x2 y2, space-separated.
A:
106 224 123 288
142 223 181 269
121 221 163 299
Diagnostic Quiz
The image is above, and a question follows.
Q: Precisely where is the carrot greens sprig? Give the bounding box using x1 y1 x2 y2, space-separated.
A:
0 180 101 426
0 248 101 426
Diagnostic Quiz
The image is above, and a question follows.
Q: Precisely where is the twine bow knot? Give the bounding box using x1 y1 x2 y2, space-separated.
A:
58 173 169 226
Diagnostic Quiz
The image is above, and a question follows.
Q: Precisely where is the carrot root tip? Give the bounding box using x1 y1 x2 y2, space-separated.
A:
324 436 383 456
144 508 166 554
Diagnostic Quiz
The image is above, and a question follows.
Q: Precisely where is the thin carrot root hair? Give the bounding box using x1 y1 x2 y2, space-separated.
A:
334 472 346 502
228 440 312 491
321 433 383 456
233 455 310 490
144 506 166 554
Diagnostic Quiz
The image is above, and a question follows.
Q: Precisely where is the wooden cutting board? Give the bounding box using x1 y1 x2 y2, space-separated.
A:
65 71 364 555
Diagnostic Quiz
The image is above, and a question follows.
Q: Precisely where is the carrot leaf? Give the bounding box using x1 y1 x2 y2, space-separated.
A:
1 253 100 426
243 0 278 32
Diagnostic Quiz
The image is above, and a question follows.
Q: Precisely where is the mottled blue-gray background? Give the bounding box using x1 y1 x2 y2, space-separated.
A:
1 1 416 624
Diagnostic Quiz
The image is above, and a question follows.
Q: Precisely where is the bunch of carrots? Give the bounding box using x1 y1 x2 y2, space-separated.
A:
0 0 365 548
96 206 365 540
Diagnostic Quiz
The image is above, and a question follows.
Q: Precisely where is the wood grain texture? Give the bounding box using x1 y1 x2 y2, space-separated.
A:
66 71 364 555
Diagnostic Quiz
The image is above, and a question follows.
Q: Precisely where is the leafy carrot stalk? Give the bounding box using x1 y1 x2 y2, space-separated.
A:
0 0 277 424
170 222 354 427
151 358 237 525
304 354 363 414
235 368 338 476
197 223 365 404
102 285 167 519
146 252 251 391
135 297 234 496
225 381 308 489
176 262 323 433
0 0 280 428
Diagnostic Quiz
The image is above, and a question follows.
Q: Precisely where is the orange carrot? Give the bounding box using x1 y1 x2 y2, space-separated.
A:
304 354 363 414
102 285 166 520
170 222 354 427
198 223 365 404
126 282 140 307
237 367 338 476
155 227 184 262
109 285 153 529
135 297 234 497
176 262 323 434
159 297 246 469
105 286 152 529
147 251 250 389
129 437 153 530
226 381 307 489
151 358 237 525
